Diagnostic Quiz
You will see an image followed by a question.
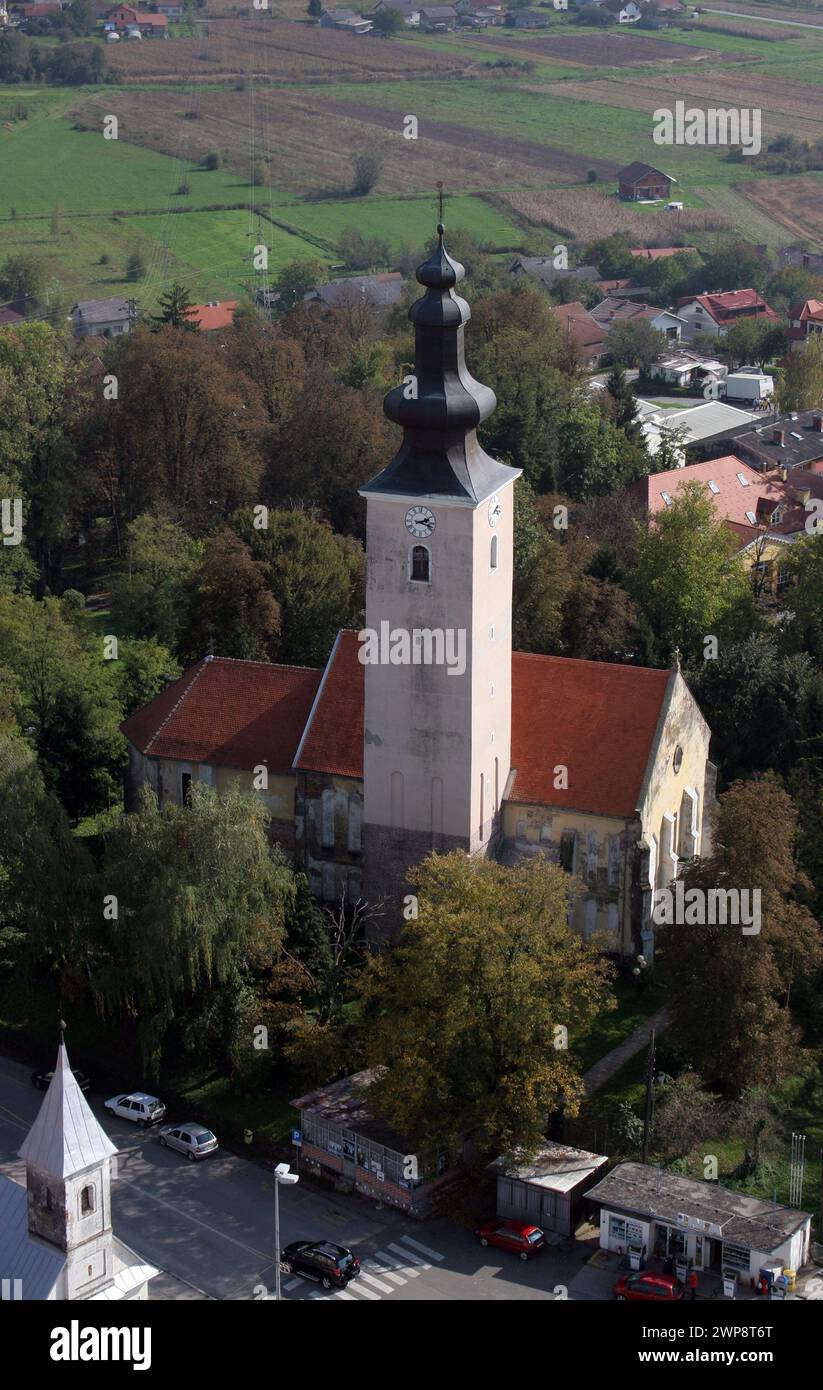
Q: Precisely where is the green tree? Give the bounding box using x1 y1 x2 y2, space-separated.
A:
109 514 203 650
0 252 47 307
274 257 327 311
718 316 785 371
372 6 404 34
628 483 757 662
151 281 198 331
126 250 146 283
203 149 221 171
609 318 666 373
94 783 294 1077
660 775 823 1094
356 853 615 1165
351 149 383 196
777 335 823 412
784 531 823 660
181 528 281 662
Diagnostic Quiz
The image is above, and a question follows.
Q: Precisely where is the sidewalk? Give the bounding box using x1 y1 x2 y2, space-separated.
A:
583 1007 669 1095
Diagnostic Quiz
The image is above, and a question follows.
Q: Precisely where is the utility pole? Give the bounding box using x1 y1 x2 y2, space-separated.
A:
641 1027 656 1165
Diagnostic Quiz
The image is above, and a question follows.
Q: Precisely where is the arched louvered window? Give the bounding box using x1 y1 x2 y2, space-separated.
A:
410 545 430 583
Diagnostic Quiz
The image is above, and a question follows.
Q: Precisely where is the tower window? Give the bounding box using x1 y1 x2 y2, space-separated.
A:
80 1185 95 1215
410 545 430 583
490 535 498 571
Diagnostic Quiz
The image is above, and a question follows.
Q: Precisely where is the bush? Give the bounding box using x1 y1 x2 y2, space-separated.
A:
203 150 221 171
126 251 146 282
176 180 191 196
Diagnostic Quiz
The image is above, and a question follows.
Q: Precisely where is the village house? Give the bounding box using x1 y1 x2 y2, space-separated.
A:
636 399 761 466
188 300 238 333
103 4 168 33
629 452 823 599
549 300 609 365
155 0 184 16
786 298 823 351
373 0 420 23
675 288 779 341
588 1162 811 1284
590 295 686 342
13 2 63 20
647 348 727 392
604 0 641 21
510 257 601 291
291 1070 461 1216
776 243 823 276
616 161 675 202
512 9 551 26
319 6 373 31
69 297 133 338
418 3 457 28
306 271 404 311
728 410 823 474
123 227 714 962
0 1035 158 1301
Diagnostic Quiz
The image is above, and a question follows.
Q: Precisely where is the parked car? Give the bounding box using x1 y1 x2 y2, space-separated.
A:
158 1122 218 1160
474 1219 545 1261
280 1241 361 1290
32 1066 92 1093
614 1271 684 1301
104 1092 166 1127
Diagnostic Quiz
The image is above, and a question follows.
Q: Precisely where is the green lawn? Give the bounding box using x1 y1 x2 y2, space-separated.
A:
278 192 527 254
572 977 665 1074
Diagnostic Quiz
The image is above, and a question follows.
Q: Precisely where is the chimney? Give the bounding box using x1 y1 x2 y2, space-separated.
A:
813 414 823 432
773 428 785 446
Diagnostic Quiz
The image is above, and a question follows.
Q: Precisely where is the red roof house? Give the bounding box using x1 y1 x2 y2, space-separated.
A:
676 289 779 339
550 301 609 366
189 300 238 333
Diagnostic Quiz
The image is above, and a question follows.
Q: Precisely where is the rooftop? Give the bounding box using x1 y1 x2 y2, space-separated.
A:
678 289 778 325
588 1162 810 1253
69 297 131 324
291 1068 410 1150
310 273 404 310
490 1143 608 1194
189 300 238 332
631 453 823 543
733 410 823 471
19 1042 117 1180
617 161 676 185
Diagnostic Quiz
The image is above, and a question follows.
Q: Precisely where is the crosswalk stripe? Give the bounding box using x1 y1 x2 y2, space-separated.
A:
360 1271 394 1294
332 1289 357 1300
400 1237 444 1262
283 1278 303 1291
389 1242 431 1269
376 1248 421 1278
364 1259 406 1286
348 1281 381 1301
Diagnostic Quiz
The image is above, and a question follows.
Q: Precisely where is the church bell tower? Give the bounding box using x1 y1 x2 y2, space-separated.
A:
359 225 520 930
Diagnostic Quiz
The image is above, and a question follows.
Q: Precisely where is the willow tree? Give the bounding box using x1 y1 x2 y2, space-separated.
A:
94 783 294 1077
357 853 615 1166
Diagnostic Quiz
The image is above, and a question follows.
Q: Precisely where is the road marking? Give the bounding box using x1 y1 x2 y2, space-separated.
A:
389 1242 431 1269
364 1259 406 1286
332 1289 357 1301
359 1271 394 1294
348 1282 381 1301
283 1278 303 1291
376 1248 421 1278
400 1237 444 1262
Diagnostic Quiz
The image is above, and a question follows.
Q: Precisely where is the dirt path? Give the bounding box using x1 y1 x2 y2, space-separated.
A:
583 1006 669 1096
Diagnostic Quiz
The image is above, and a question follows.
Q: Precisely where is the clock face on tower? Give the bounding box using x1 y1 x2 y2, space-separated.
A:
405 505 436 539
488 494 502 527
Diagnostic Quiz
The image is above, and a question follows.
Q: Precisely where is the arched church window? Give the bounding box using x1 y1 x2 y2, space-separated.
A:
490 535 498 571
410 545 430 583
80 1185 95 1215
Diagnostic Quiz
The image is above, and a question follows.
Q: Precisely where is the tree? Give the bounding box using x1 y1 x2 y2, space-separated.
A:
151 281 198 331
181 528 281 662
203 149 221 171
232 509 361 665
372 6 404 34
699 239 769 295
125 250 145 282
660 775 823 1094
94 783 294 1077
0 252 47 308
274 257 327 311
307 0 322 15
511 482 570 653
609 318 666 373
777 335 823 413
351 149 383 197
584 234 634 279
718 316 785 371
652 1073 724 1162
356 853 615 1165
606 364 641 439
627 483 757 662
109 514 203 650
783 531 823 660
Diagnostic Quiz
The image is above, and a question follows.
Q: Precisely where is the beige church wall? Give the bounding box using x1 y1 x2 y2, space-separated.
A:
635 670 712 884
211 764 295 824
363 482 517 849
296 771 364 903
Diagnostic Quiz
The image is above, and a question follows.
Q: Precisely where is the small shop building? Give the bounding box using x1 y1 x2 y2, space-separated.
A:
291 1070 459 1218
587 1162 811 1282
491 1144 608 1238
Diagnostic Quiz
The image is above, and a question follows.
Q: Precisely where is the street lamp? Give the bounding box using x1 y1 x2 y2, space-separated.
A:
273 1161 299 1302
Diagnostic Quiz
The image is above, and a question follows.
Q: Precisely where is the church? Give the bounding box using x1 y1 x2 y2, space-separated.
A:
122 226 714 959
0 1033 157 1301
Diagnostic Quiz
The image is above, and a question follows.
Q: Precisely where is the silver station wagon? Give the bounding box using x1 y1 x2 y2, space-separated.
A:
158 1122 219 1160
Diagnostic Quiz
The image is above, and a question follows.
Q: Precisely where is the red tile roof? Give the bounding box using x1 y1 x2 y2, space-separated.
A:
294 630 364 779
510 653 670 816
677 289 778 326
190 300 238 332
124 637 674 819
121 656 321 774
631 454 823 543
550 301 608 360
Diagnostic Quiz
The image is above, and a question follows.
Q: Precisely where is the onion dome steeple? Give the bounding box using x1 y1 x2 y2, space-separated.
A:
360 224 520 505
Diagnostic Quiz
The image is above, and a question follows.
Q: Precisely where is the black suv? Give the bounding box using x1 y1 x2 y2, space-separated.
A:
280 1241 361 1290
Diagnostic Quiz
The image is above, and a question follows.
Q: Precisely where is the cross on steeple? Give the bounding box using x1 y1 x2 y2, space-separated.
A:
436 180 444 228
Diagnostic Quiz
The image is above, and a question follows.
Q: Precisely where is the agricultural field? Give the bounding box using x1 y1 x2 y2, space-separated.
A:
3 10 823 309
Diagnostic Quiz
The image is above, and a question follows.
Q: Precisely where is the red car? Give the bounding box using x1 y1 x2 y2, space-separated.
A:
614 1271 684 1301
475 1219 545 1261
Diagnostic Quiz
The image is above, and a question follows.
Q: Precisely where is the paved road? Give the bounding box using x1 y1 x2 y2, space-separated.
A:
0 1055 600 1303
